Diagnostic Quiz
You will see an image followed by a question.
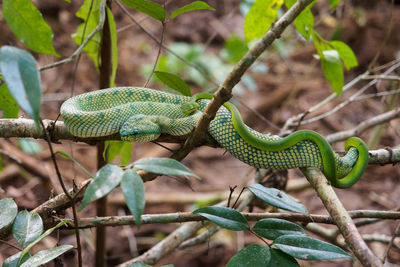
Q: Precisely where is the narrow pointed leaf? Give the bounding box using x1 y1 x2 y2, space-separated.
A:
79 164 124 210
0 46 42 126
0 83 19 118
56 151 94 178
227 244 271 267
0 198 18 230
18 220 70 263
121 169 145 229
121 0 166 22
134 158 199 179
12 211 43 248
107 6 118 87
20 245 73 267
154 71 192 96
2 251 31 267
252 218 307 240
248 184 308 214
273 235 352 260
170 1 215 19
2 0 58 56
72 0 103 69
268 248 299 267
193 206 249 231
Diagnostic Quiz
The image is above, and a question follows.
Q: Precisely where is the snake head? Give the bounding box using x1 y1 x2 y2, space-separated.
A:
181 101 200 115
120 114 161 142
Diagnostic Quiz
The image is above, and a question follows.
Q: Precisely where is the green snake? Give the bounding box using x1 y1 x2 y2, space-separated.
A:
60 87 369 188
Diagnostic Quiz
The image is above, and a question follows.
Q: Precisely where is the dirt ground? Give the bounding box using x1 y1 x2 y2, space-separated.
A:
1 0 400 266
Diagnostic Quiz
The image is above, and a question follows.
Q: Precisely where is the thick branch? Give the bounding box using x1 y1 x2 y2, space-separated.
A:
171 0 315 161
302 168 382 266
0 118 211 146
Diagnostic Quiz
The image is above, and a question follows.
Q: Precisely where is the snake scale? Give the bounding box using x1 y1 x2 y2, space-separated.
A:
60 87 369 188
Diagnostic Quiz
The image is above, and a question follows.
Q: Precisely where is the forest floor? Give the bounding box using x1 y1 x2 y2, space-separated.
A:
1 0 400 266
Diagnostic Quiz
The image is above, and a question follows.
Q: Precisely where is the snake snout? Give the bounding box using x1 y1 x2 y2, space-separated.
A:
120 115 161 142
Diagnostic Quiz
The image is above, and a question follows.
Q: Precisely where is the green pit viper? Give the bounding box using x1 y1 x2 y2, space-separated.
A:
60 87 369 188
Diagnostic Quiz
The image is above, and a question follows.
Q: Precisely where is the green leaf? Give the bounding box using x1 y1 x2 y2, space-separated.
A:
268 248 299 267
18 139 41 155
2 0 58 56
321 49 344 96
328 40 358 70
72 0 102 70
284 0 314 40
0 83 19 118
329 0 341 8
18 220 70 263
154 71 192 96
104 141 132 165
121 0 166 22
170 1 215 20
193 206 249 231
56 151 94 178
107 6 118 87
248 184 308 214
120 142 133 165
227 244 271 267
0 46 42 126
134 157 199 179
20 245 73 267
12 211 43 248
244 0 283 42
2 251 31 267
79 164 124 210
273 235 352 260
223 36 249 63
0 198 18 231
252 218 307 240
121 169 145 229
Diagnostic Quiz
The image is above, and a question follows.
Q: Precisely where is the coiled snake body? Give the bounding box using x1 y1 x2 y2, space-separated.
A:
61 87 368 188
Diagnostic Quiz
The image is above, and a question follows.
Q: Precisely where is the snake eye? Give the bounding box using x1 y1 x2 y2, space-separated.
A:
131 131 138 136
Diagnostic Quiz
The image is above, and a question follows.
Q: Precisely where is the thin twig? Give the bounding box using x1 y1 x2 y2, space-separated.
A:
383 221 400 263
367 0 394 70
144 21 166 87
56 210 400 229
39 120 82 267
282 58 400 130
115 0 219 86
39 0 107 71
288 61 400 127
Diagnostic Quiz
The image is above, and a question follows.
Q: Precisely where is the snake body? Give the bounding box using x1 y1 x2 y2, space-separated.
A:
61 87 369 188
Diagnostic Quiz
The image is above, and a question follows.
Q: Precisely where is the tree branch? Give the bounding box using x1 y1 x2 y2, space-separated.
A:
171 0 315 162
301 168 382 266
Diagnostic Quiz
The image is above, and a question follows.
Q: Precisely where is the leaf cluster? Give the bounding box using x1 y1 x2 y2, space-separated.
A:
0 198 72 267
193 184 352 266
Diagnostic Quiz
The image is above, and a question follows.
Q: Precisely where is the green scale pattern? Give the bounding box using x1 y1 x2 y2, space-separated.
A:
61 87 359 178
198 100 358 177
61 87 195 138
